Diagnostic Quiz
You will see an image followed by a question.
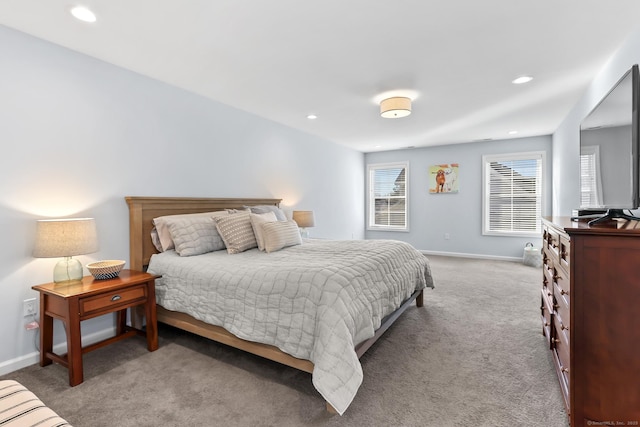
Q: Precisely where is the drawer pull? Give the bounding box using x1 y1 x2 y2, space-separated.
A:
111 295 122 302
551 337 559 344
560 288 569 296
561 324 568 331
553 274 562 281
562 367 569 374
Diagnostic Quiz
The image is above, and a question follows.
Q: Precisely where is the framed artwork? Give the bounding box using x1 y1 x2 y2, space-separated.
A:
429 163 459 194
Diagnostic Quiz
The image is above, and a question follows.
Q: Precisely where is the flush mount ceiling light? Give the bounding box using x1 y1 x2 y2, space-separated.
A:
380 97 411 118
512 75 533 85
70 6 97 22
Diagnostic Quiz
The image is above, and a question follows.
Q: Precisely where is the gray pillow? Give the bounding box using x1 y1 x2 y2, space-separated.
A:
245 205 286 221
167 216 226 256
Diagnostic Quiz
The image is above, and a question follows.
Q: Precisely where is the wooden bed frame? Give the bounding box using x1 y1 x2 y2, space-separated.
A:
125 196 423 412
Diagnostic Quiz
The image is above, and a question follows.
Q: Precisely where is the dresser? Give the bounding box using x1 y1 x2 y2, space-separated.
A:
541 217 640 427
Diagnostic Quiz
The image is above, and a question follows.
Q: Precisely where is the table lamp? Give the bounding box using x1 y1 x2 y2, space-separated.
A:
292 210 315 238
33 218 99 282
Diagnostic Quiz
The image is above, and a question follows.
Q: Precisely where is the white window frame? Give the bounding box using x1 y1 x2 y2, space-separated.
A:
367 162 409 231
482 151 545 237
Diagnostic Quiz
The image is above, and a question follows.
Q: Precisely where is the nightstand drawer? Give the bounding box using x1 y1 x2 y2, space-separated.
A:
80 285 147 317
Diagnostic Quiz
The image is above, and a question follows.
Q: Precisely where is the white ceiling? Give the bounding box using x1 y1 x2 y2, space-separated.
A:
2 1 640 152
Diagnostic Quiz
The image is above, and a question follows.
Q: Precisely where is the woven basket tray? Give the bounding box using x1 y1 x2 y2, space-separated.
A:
86 260 125 280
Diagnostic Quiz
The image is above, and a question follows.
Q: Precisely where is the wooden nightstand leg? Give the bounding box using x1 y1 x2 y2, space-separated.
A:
116 309 127 335
66 299 83 386
145 281 158 351
39 295 53 367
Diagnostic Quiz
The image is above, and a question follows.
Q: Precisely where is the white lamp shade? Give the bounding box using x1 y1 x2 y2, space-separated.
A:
33 218 99 258
292 211 315 228
380 97 411 118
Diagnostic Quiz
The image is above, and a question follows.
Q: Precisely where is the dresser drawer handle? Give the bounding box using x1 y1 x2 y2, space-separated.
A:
111 295 121 302
561 323 568 331
560 288 569 296
562 367 569 374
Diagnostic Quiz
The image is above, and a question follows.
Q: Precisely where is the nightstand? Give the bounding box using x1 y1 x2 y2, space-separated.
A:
32 269 159 386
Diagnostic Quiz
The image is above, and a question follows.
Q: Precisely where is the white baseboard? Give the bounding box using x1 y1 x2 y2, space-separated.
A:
420 249 521 263
0 326 116 377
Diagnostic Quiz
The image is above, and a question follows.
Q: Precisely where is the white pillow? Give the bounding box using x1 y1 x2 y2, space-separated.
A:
214 211 258 254
261 221 302 253
250 212 278 251
152 211 228 251
168 217 226 256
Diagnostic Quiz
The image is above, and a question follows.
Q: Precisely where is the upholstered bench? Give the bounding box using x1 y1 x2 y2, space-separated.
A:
0 380 70 426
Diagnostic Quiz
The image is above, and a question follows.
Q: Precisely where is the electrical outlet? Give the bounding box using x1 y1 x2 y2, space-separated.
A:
23 298 37 317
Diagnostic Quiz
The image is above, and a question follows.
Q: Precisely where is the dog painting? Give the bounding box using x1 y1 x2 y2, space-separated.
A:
429 163 459 193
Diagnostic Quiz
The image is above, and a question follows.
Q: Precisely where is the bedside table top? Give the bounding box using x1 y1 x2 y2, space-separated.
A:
32 269 160 298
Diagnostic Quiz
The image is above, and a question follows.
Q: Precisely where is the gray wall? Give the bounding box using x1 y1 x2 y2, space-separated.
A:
553 26 640 216
0 25 364 373
365 136 552 259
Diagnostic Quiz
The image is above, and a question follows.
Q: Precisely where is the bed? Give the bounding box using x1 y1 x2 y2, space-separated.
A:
125 196 434 414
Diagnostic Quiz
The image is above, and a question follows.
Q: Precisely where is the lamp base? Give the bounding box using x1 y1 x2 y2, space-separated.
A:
300 228 310 239
53 257 83 283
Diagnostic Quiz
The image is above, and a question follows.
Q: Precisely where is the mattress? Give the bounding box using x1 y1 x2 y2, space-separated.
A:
148 238 433 414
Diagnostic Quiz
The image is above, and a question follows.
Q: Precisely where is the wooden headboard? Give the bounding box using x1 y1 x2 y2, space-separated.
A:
125 197 282 271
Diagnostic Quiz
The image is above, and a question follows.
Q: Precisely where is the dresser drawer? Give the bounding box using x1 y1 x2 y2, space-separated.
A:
559 234 570 272
80 285 147 318
552 316 570 399
552 263 570 295
553 288 570 341
545 226 562 261
541 290 552 345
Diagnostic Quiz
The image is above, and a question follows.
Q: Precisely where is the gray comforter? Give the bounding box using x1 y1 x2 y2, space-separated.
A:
148 239 434 414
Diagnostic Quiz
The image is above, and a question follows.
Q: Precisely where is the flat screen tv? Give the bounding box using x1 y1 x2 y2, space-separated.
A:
579 64 640 225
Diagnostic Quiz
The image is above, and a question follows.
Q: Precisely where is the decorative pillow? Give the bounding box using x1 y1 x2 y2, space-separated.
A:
167 217 226 256
150 227 163 252
261 220 302 253
245 205 287 221
152 211 228 251
214 211 258 254
250 212 278 251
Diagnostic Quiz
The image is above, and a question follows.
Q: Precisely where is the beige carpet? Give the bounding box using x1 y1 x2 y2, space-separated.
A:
2 256 569 426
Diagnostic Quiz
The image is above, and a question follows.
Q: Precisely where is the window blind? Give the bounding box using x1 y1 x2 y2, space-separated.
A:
368 163 408 230
484 153 543 235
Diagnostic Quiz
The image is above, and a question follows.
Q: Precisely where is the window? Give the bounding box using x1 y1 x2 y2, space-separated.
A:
482 152 544 236
580 145 602 207
368 162 408 231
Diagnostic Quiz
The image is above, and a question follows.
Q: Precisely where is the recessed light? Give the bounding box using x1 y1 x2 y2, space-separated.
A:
71 6 97 23
508 130 518 135
512 76 533 85
307 114 317 120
